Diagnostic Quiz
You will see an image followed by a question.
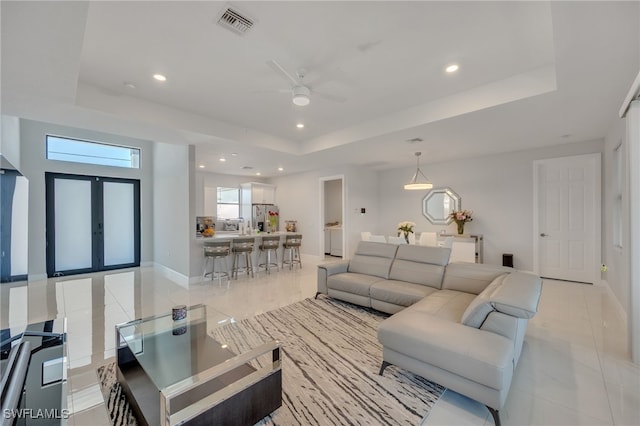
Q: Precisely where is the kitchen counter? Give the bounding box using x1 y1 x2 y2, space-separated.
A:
196 231 291 241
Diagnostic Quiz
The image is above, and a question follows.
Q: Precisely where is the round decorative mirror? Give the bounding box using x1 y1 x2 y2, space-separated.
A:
422 187 461 225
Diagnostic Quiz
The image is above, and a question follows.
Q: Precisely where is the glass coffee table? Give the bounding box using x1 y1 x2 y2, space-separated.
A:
115 305 281 426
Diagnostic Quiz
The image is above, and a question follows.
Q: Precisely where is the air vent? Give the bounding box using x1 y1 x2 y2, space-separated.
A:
217 7 255 35
405 137 424 144
242 166 254 170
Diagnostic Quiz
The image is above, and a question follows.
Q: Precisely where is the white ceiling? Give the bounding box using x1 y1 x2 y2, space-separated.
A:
2 1 638 177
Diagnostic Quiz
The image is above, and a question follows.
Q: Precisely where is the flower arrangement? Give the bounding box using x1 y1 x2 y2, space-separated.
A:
397 221 416 243
449 210 473 234
268 210 279 232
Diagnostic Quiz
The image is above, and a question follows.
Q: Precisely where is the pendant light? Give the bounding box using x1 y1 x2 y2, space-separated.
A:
404 152 433 190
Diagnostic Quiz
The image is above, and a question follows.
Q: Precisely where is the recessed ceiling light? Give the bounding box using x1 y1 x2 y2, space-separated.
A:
256 172 261 176
153 73 167 82
231 152 238 156
219 157 227 162
199 164 205 168
445 64 459 73
278 167 284 172
123 82 136 89
296 123 305 129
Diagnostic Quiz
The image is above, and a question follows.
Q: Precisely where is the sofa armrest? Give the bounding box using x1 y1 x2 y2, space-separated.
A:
317 261 350 295
378 312 513 390
492 271 542 319
320 261 350 276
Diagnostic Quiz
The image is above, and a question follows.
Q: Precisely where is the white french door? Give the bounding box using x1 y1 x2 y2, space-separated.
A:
533 154 600 284
46 173 140 277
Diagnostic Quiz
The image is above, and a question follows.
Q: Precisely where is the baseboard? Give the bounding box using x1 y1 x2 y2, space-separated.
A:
599 279 628 324
153 263 190 288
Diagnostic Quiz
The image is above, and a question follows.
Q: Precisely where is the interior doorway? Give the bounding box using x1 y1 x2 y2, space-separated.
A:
319 176 345 259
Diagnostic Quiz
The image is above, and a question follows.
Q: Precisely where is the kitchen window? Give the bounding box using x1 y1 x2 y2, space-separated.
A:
217 187 239 219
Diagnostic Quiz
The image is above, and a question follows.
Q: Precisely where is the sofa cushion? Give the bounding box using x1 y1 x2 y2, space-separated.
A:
348 242 398 279
388 245 450 289
442 263 512 295
408 290 476 322
327 272 386 297
461 274 508 328
370 280 438 308
378 311 514 390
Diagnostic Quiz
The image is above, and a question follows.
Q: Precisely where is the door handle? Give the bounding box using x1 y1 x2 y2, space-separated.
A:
540 233 548 237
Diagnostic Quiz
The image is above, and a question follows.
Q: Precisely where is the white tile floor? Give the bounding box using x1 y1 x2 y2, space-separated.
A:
2 256 639 425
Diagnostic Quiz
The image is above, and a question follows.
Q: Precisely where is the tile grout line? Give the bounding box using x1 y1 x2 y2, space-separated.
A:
582 285 618 425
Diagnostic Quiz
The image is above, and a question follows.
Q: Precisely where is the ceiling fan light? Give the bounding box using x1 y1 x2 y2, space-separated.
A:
293 94 310 106
292 85 311 106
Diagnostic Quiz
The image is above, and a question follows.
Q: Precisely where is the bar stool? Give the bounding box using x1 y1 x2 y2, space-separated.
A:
282 234 302 270
231 237 255 279
202 241 231 284
258 236 280 274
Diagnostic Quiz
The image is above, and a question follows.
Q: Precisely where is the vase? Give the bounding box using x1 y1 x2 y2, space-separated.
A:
457 222 465 235
404 232 410 244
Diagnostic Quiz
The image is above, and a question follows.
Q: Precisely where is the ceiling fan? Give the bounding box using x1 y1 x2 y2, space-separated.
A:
263 59 346 106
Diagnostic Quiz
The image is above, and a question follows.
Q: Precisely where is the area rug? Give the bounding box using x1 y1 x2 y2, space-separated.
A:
97 297 444 425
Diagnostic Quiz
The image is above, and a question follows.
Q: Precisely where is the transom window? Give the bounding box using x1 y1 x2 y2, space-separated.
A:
217 187 239 219
46 135 140 169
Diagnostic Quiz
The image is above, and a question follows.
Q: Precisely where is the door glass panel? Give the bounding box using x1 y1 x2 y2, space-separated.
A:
54 178 92 271
103 182 135 266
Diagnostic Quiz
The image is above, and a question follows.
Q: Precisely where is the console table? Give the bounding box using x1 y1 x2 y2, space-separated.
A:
438 233 483 263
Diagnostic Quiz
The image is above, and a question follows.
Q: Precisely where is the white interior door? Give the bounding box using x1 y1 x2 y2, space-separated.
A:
534 154 600 283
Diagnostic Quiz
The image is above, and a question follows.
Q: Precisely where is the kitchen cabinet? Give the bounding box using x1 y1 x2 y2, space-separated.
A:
240 182 276 221
324 230 331 255
241 182 276 205
324 226 343 257
330 228 343 257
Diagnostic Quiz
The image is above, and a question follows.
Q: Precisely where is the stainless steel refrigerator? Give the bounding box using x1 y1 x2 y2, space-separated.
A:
252 204 279 231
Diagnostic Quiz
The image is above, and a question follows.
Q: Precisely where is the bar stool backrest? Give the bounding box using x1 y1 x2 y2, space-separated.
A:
204 241 231 257
260 235 280 249
284 234 302 247
232 237 255 253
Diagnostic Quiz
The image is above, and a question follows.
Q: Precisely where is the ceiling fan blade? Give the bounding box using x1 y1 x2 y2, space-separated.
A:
313 90 347 103
266 60 299 86
251 88 291 94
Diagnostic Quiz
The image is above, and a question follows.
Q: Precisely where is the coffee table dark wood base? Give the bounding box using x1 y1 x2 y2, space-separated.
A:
117 360 282 426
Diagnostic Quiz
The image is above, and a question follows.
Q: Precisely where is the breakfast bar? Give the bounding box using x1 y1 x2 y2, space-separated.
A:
196 232 301 280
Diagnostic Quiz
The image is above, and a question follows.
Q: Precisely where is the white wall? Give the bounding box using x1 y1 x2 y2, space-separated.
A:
153 142 192 278
378 140 604 270
19 119 154 279
267 165 379 258
1 115 21 169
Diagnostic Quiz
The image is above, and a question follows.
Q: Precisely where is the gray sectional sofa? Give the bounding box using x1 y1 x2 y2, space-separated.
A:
316 241 542 426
